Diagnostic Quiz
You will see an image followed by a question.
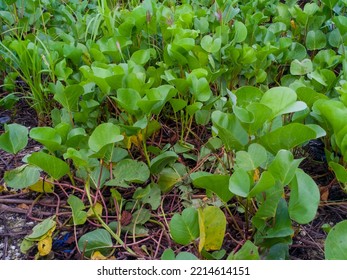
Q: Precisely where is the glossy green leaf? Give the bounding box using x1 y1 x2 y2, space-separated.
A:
211 111 248 151
233 20 247 43
0 123 28 154
4 164 40 189
28 152 70 180
288 169 320 224
236 143 267 171
259 123 318 154
67 195 87 226
78 229 113 258
130 49 151 65
54 84 84 112
29 127 62 152
268 150 302 186
229 168 250 197
113 88 141 115
234 86 263 108
329 162 347 183
260 87 306 118
190 172 233 202
198 206 226 252
169 207 199 246
88 123 123 153
325 220 347 260
248 171 275 197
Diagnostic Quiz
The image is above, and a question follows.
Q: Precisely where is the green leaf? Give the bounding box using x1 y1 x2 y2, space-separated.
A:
78 229 113 258
211 111 248 151
157 167 181 193
28 152 70 180
234 86 263 108
236 143 267 171
26 217 56 241
288 169 320 224
54 84 84 112
258 123 318 154
4 164 40 190
268 150 302 186
227 240 260 260
169 207 199 246
248 171 275 197
29 127 62 152
325 220 347 260
88 123 123 153
113 88 141 115
150 151 178 174
233 20 247 43
201 35 221 53
260 87 306 118
306 30 327 51
265 198 294 238
0 123 28 154
229 168 250 197
54 59 73 80
133 183 161 210
321 0 338 10
254 186 283 219
198 206 226 252
67 195 87 226
296 87 328 108
329 162 347 184
191 172 233 202
107 159 150 187
130 49 151 65
161 249 198 260
290 59 313 75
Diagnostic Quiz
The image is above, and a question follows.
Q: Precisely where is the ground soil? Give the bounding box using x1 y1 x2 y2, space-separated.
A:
1 99 347 260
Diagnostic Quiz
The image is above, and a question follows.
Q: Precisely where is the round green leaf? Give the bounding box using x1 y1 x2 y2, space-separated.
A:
78 229 113 258
288 169 320 224
169 207 199 246
325 220 347 260
4 164 40 190
229 168 250 197
306 30 327 50
290 59 313 75
0 123 28 154
29 127 62 152
88 123 123 153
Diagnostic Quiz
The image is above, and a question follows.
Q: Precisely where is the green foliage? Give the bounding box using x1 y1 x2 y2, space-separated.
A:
1 0 347 260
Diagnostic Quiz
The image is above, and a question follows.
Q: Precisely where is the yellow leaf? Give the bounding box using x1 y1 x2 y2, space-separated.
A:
91 251 108 260
123 134 132 149
87 202 103 218
198 206 226 252
0 185 8 192
253 168 260 182
198 208 205 252
38 236 52 256
29 178 54 193
290 19 297 29
130 133 143 148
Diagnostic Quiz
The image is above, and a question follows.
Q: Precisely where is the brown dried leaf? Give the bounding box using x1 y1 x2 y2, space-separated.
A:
121 211 132 226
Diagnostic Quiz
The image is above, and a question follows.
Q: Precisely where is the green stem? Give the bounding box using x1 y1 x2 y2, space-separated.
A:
85 178 136 256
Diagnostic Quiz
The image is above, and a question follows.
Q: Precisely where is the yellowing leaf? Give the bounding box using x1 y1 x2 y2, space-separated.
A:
198 206 226 252
198 208 206 252
130 133 143 148
91 251 107 260
253 168 260 182
87 202 103 218
38 236 52 256
29 178 54 193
